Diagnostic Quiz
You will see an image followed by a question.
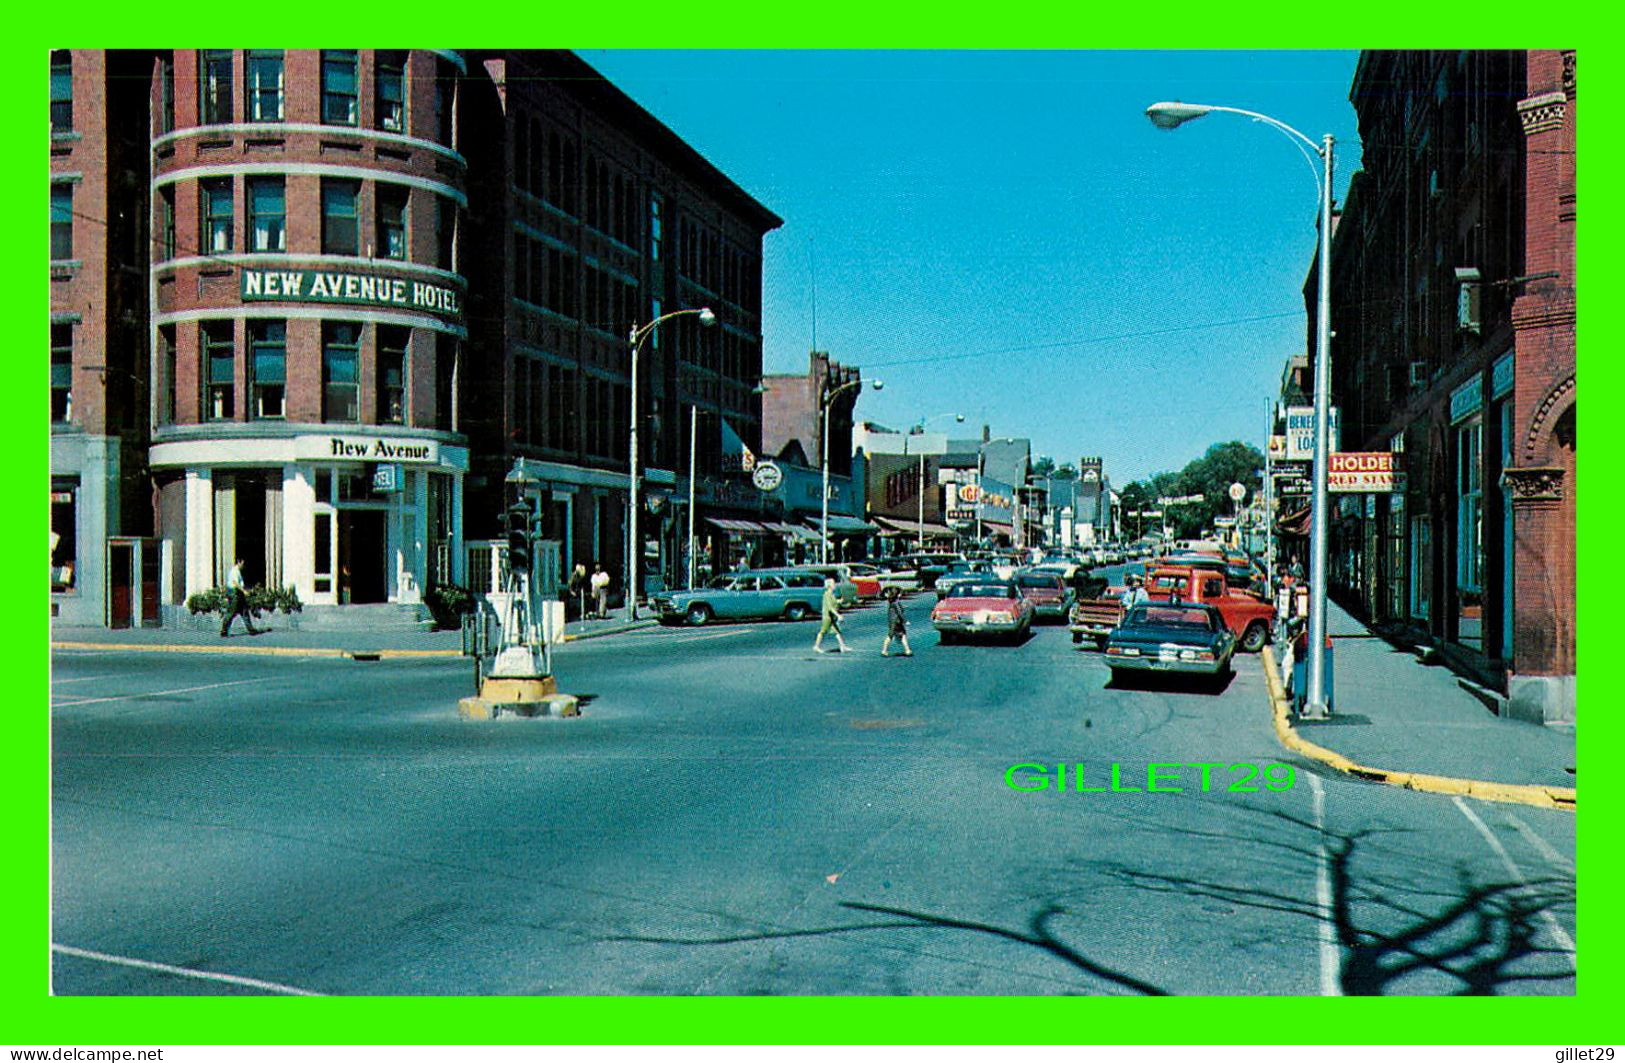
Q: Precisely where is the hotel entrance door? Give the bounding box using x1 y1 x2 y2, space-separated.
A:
338 509 387 604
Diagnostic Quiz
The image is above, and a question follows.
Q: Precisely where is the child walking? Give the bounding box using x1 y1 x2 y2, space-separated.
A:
880 586 913 657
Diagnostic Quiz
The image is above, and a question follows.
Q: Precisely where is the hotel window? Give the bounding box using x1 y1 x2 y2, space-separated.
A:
201 178 233 253
247 177 285 252
434 59 455 147
50 184 72 260
323 322 361 422
436 196 455 271
50 51 71 132
377 185 407 260
376 52 405 133
649 192 663 262
246 50 284 122
249 321 286 419
158 54 174 134
202 321 234 420
199 49 233 125
321 50 359 126
321 179 360 255
378 326 407 424
159 325 177 424
50 323 72 422
159 186 176 260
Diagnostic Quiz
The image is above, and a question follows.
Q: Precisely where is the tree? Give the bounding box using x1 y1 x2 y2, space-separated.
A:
1117 441 1264 540
1032 456 1057 479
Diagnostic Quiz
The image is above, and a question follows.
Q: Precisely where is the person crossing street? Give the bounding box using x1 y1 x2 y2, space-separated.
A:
219 558 261 638
813 577 849 654
880 586 913 657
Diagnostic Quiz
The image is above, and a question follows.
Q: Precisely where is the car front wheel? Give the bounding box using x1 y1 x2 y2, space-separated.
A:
784 602 811 622
1240 621 1269 653
686 603 713 627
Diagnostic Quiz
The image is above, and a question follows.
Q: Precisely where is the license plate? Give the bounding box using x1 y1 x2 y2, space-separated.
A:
1159 649 1178 661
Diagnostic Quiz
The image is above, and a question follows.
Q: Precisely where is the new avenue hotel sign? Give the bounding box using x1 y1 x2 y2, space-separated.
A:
241 268 463 322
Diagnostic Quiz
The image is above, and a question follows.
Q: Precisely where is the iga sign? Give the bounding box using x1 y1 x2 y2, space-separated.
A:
1284 406 1341 461
242 268 463 322
1328 452 1399 493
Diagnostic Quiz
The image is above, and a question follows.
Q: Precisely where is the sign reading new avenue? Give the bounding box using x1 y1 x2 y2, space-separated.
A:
242 268 462 322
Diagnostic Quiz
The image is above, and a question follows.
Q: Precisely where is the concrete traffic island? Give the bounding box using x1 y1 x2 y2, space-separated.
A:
458 674 581 720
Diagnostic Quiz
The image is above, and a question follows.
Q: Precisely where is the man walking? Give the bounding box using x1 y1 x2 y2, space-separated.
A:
590 563 611 620
813 577 849 654
220 557 261 638
880 586 913 657
1121 573 1150 612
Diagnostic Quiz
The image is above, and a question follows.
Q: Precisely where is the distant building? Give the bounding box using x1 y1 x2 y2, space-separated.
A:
760 352 874 560
1316 49 1575 723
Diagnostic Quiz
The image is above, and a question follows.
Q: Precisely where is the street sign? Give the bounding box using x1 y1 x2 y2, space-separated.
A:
1228 482 1247 503
1328 452 1400 493
372 464 401 492
751 461 783 492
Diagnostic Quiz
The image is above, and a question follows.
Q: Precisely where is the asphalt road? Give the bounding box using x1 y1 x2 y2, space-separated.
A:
50 591 1576 996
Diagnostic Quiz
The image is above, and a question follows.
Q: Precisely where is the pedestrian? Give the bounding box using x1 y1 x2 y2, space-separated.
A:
1120 573 1150 612
880 586 912 657
219 557 261 638
590 563 610 619
567 562 588 620
813 577 849 654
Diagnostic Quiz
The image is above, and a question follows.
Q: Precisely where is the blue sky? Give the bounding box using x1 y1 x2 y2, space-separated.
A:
581 49 1362 484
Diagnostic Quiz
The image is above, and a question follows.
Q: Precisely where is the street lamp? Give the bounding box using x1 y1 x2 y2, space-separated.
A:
976 437 1017 547
904 413 964 552
820 376 883 563
627 307 716 622
1147 99 1336 718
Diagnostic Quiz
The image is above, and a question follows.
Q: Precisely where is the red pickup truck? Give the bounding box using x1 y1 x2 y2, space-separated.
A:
1144 565 1275 652
1069 565 1275 652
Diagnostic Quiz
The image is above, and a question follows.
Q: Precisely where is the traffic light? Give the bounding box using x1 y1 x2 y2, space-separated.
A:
506 502 532 574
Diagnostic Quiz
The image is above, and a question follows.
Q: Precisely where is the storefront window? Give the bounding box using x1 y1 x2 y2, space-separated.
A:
51 483 77 591
1456 417 1484 651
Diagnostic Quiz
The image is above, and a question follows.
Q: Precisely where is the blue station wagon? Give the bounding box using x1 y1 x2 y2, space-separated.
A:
651 569 830 626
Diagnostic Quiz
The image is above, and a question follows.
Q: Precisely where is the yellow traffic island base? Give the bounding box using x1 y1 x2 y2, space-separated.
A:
1260 646 1575 812
457 674 581 720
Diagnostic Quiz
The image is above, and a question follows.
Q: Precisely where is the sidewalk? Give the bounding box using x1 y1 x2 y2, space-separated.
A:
49 614 658 657
1278 600 1575 791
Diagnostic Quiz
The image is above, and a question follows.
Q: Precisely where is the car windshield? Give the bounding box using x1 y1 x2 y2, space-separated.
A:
946 563 988 576
1128 606 1215 630
1016 575 1060 588
949 583 1016 599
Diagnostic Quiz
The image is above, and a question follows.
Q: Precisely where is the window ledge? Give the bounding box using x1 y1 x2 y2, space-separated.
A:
51 130 81 142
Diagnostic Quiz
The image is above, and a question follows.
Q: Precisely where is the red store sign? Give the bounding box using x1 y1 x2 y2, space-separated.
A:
1328 452 1399 493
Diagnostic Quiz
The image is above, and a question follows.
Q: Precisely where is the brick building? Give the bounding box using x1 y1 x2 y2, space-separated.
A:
50 50 155 626
1315 50 1575 723
49 49 778 623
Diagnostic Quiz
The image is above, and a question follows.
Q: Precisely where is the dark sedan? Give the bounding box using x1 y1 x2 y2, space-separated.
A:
1104 602 1237 687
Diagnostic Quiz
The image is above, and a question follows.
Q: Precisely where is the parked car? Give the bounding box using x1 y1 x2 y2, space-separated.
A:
1105 602 1237 686
934 560 997 599
871 558 923 593
789 565 864 606
1142 565 1275 652
1014 570 1073 620
837 563 886 600
652 568 829 626
931 580 1036 643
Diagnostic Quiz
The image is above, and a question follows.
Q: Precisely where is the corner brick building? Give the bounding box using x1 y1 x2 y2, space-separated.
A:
1317 49 1575 723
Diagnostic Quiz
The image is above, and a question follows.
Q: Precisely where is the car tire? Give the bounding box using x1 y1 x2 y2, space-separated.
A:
1240 621 1269 653
1072 632 1083 644
939 631 956 646
686 604 713 627
784 602 811 622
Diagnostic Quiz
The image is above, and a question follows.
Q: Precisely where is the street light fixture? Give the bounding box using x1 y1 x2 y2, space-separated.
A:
1147 99 1336 718
905 413 964 552
820 377 883 563
627 307 716 622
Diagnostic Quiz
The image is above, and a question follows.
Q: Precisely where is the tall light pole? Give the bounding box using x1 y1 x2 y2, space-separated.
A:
1147 99 1336 719
904 413 964 552
820 376 883 563
627 307 716 622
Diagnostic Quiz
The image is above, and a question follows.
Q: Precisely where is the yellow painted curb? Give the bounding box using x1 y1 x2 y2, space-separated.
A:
1260 646 1575 812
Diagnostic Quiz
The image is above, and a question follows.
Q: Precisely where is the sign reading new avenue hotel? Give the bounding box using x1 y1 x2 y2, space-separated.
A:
241 268 462 322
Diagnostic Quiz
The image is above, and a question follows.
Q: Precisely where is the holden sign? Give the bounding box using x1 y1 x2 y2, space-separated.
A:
1328 452 1399 492
751 461 784 492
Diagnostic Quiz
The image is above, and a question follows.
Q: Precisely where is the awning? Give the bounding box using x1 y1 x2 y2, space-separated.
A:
981 521 1014 537
1277 507 1312 536
763 521 821 542
807 515 879 535
874 516 958 538
706 517 768 534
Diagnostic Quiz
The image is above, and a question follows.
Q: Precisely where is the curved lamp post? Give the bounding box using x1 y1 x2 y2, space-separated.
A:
627 307 716 622
1147 100 1335 719
820 377 883 563
904 413 965 552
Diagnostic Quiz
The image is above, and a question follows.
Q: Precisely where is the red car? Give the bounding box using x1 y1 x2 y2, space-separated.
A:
1013 571 1072 621
930 580 1036 644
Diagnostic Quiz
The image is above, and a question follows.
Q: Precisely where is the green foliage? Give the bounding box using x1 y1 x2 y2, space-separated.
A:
1122 441 1265 539
186 584 303 616
425 584 477 630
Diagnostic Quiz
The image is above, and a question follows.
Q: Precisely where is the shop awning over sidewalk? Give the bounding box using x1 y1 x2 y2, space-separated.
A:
762 521 821 542
1277 507 1312 537
873 516 957 538
706 517 768 534
808 515 879 535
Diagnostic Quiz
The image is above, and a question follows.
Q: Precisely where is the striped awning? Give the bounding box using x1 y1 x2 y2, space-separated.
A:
763 521 821 542
706 517 768 534
810 515 879 535
874 516 958 538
